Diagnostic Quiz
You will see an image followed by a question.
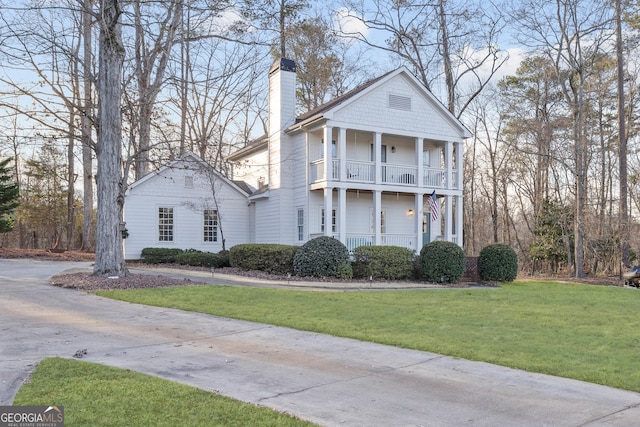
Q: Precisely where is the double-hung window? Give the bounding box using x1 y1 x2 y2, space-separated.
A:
158 207 174 241
204 209 218 242
321 208 336 233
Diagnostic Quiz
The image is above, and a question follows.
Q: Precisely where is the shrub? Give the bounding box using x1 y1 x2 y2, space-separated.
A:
140 247 184 264
478 244 518 282
336 262 353 279
294 236 350 278
175 250 229 268
229 244 298 275
419 241 465 283
352 246 415 280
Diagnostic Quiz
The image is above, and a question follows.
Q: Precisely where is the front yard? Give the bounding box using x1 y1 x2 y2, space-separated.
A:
95 279 640 393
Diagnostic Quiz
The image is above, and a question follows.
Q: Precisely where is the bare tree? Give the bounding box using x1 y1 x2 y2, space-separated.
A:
511 0 614 277
94 0 127 276
338 0 508 118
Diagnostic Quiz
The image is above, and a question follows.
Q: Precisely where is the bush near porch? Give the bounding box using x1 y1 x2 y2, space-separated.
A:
229 243 298 275
352 246 415 280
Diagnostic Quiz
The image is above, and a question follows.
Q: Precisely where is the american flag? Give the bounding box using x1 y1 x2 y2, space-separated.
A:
428 191 439 222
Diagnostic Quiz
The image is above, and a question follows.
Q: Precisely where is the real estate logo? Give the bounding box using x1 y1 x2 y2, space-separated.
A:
0 406 64 427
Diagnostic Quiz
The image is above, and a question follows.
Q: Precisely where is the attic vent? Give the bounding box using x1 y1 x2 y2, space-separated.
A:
388 94 412 111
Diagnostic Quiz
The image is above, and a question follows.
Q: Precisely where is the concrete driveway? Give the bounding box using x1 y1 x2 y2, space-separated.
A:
2 258 640 426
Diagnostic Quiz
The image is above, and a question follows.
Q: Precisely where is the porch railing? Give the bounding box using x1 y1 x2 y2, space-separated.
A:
311 159 451 190
310 233 417 252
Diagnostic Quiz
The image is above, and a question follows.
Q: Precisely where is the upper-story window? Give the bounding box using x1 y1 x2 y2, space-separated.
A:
320 140 336 158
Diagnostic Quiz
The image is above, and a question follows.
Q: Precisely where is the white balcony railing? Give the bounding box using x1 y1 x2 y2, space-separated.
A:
311 159 450 190
382 164 417 185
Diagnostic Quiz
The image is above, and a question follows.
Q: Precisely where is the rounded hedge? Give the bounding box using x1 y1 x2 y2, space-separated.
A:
294 236 350 278
229 244 298 275
419 240 465 283
352 245 415 280
175 249 229 268
478 243 518 282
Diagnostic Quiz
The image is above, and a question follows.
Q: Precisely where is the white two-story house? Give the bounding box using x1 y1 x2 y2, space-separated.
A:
123 59 470 260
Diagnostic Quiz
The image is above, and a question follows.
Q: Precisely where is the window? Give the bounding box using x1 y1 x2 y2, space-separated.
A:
320 140 337 158
297 208 304 241
184 176 194 188
321 208 336 233
158 207 174 241
204 209 218 242
370 209 386 233
370 144 387 162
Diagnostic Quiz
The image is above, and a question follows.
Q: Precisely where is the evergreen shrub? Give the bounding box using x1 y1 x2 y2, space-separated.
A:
293 236 350 278
175 249 229 268
419 240 465 283
478 244 518 282
352 246 415 280
229 244 298 274
140 247 184 264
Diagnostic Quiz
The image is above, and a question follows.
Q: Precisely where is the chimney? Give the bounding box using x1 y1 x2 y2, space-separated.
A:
269 58 297 140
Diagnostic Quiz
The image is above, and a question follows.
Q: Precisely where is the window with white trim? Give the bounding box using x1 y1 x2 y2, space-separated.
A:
204 209 218 242
158 207 174 241
370 209 386 233
297 208 304 241
321 208 336 233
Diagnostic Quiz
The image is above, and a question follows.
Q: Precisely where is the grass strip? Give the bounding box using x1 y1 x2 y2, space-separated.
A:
13 357 315 427
97 280 640 392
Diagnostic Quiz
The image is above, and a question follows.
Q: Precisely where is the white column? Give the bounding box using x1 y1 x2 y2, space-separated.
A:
339 127 347 181
324 125 332 181
446 141 453 189
339 187 347 244
374 132 382 185
444 195 452 241
374 190 381 245
415 193 423 251
324 187 333 237
456 141 464 190
456 195 463 247
416 137 423 188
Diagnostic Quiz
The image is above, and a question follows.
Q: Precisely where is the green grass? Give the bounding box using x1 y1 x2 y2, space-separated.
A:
96 280 640 392
13 357 314 427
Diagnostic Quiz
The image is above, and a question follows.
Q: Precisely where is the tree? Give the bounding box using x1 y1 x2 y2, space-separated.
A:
130 0 183 179
94 0 128 277
339 0 508 117
243 0 308 58
511 0 614 277
0 157 19 233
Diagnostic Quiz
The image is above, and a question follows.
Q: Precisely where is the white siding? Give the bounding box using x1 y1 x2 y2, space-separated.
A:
124 159 249 260
333 74 460 140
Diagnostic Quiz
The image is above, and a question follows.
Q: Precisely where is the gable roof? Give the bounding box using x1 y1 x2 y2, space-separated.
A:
291 66 471 138
126 151 251 197
295 70 393 124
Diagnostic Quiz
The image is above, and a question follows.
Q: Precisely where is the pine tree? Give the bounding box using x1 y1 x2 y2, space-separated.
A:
0 157 19 233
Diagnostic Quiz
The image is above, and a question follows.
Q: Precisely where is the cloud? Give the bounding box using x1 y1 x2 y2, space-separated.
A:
333 7 369 38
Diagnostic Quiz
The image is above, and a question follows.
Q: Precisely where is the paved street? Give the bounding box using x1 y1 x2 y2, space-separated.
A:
2 258 640 426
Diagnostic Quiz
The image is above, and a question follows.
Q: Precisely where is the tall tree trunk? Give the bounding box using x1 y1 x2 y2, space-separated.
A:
95 0 128 277
616 0 630 269
66 120 75 250
82 0 95 251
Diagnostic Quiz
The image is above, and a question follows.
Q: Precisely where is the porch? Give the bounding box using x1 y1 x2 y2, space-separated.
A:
307 190 462 253
310 159 459 189
307 127 462 191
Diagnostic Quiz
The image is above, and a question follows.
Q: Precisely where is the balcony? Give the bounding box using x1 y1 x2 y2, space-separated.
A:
310 159 457 189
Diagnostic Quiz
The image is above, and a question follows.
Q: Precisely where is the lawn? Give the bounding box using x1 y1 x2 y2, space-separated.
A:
95 280 640 392
13 357 315 427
